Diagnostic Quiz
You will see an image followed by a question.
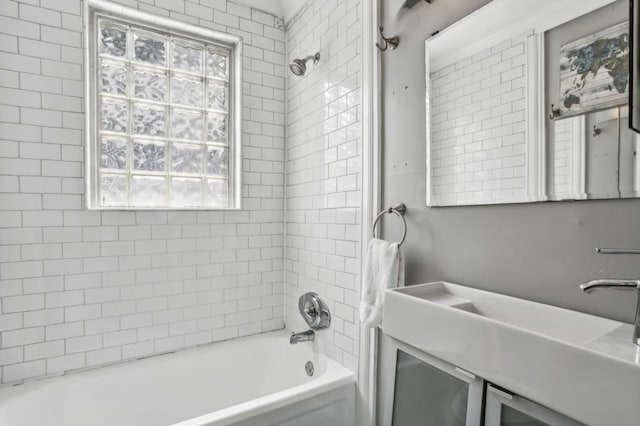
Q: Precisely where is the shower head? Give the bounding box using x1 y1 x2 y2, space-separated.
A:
289 59 307 76
289 52 320 76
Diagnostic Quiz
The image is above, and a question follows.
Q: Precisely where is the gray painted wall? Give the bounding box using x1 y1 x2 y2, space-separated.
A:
380 0 639 323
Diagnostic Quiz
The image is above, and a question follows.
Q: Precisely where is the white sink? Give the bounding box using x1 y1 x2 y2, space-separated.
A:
383 282 640 426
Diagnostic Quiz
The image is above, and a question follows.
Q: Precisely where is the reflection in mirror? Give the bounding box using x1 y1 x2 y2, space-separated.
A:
425 0 632 206
546 0 633 201
429 31 534 206
552 106 640 200
426 13 545 207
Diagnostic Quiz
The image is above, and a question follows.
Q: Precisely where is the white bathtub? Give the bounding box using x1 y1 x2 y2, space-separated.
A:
0 330 355 426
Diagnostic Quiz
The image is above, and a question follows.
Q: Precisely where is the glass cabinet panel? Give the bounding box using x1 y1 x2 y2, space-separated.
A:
501 405 550 426
485 385 584 426
392 350 470 426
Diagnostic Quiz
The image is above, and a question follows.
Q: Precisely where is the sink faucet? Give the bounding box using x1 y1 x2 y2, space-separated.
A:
289 329 315 344
581 247 640 346
581 278 640 346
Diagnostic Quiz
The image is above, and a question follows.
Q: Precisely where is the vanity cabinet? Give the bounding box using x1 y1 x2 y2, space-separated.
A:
381 337 584 426
390 347 483 426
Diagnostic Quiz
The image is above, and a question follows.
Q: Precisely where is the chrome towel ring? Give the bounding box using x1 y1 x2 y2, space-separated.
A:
372 203 407 246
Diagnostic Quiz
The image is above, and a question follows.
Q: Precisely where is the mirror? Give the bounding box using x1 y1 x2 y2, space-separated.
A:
551 106 640 200
425 0 635 206
631 0 640 132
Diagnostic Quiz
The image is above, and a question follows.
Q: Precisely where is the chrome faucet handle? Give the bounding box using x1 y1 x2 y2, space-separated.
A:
298 292 331 330
303 305 317 317
580 278 640 346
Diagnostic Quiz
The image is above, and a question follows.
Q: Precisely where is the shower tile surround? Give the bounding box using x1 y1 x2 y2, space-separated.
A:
284 0 363 372
0 0 288 384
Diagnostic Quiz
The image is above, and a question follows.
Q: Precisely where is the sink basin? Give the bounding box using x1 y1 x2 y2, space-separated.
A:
383 282 640 426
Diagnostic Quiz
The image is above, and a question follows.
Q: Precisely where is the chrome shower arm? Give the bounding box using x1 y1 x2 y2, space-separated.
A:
303 52 320 64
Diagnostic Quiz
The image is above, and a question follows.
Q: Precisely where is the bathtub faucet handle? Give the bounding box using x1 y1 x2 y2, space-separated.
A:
298 292 331 330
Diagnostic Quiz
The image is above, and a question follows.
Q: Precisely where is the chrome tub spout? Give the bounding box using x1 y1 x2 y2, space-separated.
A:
289 330 315 344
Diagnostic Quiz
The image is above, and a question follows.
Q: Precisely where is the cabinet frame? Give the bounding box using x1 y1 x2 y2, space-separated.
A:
381 336 485 426
484 384 584 426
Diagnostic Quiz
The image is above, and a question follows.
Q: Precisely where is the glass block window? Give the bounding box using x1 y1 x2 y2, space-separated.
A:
86 4 241 210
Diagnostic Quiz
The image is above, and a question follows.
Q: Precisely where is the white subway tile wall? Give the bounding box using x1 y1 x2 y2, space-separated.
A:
285 0 362 373
0 0 286 385
430 33 529 205
553 118 575 197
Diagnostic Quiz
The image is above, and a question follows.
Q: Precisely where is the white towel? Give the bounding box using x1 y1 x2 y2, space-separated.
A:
359 238 404 328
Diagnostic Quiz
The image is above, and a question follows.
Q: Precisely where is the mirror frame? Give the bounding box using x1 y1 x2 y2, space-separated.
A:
631 0 640 133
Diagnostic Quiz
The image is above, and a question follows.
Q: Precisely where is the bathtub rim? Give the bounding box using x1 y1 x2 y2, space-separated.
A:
170 357 355 426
